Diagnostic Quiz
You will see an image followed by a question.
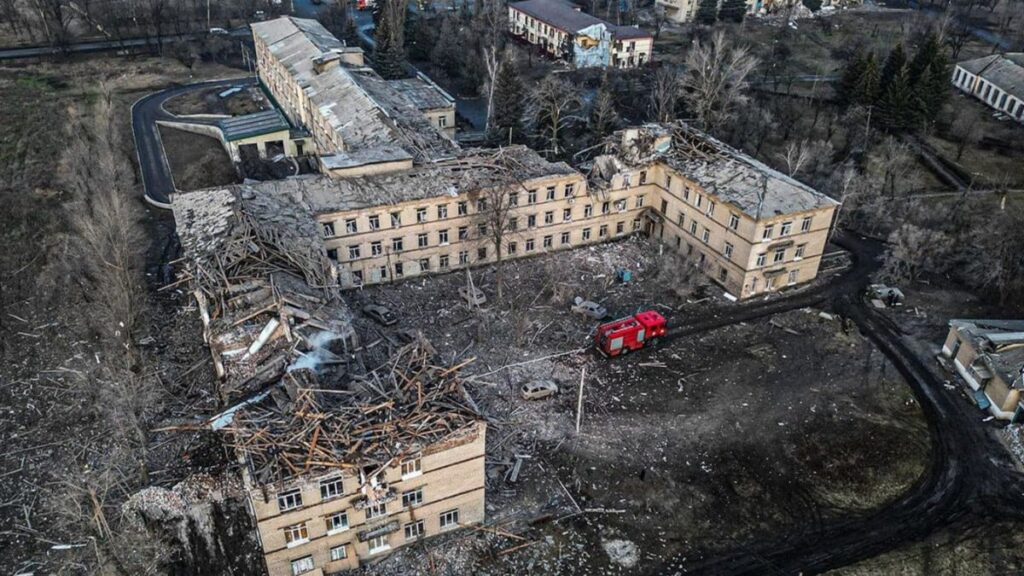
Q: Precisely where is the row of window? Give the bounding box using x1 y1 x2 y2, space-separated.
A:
675 237 802 293
953 68 1024 119
276 459 421 513
344 221 638 284
327 201 638 262
321 184 579 238
282 488 425 547
287 509 460 575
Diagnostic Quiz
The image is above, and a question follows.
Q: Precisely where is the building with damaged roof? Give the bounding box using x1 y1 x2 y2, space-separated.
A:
952 53 1024 123
171 186 486 576
943 319 1024 420
251 17 458 178
508 0 652 68
586 123 840 298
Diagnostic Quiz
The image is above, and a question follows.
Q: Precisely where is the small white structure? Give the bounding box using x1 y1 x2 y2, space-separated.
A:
951 53 1024 123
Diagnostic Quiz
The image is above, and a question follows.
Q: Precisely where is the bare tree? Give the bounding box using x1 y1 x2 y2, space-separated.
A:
779 140 812 176
526 74 582 157
950 113 982 160
963 203 1024 304
880 221 953 283
650 66 682 122
876 136 913 198
680 31 759 133
483 44 500 133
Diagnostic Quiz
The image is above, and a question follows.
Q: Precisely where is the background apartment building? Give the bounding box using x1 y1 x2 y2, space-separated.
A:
942 319 1024 421
951 53 1024 123
589 125 839 298
247 422 486 576
509 0 653 68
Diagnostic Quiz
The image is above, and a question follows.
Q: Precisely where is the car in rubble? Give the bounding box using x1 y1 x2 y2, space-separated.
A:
362 304 398 326
570 296 608 320
520 379 559 400
459 286 487 306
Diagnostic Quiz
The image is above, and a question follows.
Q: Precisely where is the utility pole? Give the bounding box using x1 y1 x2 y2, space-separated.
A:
575 366 586 433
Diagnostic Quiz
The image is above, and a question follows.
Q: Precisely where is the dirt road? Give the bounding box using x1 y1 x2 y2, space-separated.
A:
644 233 1024 575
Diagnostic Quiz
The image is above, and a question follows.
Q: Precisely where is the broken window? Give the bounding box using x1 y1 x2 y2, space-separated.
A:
394 262 404 277
326 512 349 534
615 200 627 212
660 199 668 213
322 222 336 238
345 218 358 234
756 253 766 267
291 555 314 575
701 228 710 243
330 545 348 561
508 217 518 231
561 231 570 245
565 183 575 197
584 204 593 218
371 241 382 256
284 522 309 545
528 189 537 204
689 220 698 235
478 222 488 236
458 226 468 240
615 221 624 235
419 258 430 271
666 174 673 188
391 212 401 228
602 201 610 215
639 170 647 184
439 255 450 269
695 195 703 208
458 201 468 216
762 225 774 240
678 213 685 227
683 186 690 201
348 245 361 259
438 229 449 245
527 214 536 228
525 238 535 251
416 208 427 223
477 198 488 212
632 218 641 231
543 235 553 248
277 490 302 512
366 501 388 519
563 208 572 222
509 192 519 206
788 270 799 285
477 247 487 260
326 248 338 261
392 238 404 252
706 202 715 217
544 211 554 225
439 509 460 529
405 520 425 540
780 221 792 236
636 195 645 208
368 214 380 230
719 267 728 282
458 251 469 265
729 213 740 230
622 173 632 188
599 225 608 238
582 228 591 240
724 242 734 259
402 488 424 508
545 186 556 201
401 457 422 477
773 247 785 263
508 241 517 254
417 233 428 248
801 216 812 233
378 266 387 280
795 244 806 259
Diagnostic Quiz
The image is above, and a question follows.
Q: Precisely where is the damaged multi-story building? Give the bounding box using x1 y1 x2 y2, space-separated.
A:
171 187 486 576
508 0 653 68
942 319 1024 421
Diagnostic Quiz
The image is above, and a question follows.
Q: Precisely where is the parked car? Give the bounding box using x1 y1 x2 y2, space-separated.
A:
396 328 419 344
570 296 608 320
362 304 398 326
459 286 487 306
520 380 558 400
208 27 229 35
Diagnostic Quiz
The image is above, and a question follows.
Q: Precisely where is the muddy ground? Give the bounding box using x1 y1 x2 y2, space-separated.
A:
159 124 240 191
345 239 930 574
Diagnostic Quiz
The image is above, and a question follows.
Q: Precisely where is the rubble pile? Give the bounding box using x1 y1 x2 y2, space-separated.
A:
228 340 481 485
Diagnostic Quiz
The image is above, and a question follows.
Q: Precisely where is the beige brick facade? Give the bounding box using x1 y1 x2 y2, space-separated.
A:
247 422 486 576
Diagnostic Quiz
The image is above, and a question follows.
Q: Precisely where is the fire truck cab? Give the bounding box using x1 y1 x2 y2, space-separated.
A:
594 310 667 357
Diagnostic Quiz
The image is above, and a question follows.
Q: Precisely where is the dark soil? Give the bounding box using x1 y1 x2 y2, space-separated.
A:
158 125 239 191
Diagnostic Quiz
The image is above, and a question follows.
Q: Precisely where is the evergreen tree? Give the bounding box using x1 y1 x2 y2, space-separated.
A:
877 66 922 133
696 0 718 25
908 32 941 85
343 17 359 47
490 58 525 141
838 50 867 108
879 42 906 96
718 0 746 22
374 0 408 79
852 52 880 107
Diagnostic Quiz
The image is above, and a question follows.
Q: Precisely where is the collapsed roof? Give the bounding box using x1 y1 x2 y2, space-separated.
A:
950 319 1024 388
591 122 839 219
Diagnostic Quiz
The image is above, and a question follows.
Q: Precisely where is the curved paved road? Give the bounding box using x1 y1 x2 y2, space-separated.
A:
641 232 1024 575
131 76 256 207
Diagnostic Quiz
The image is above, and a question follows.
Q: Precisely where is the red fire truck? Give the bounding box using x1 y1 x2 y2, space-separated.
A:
594 310 667 357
